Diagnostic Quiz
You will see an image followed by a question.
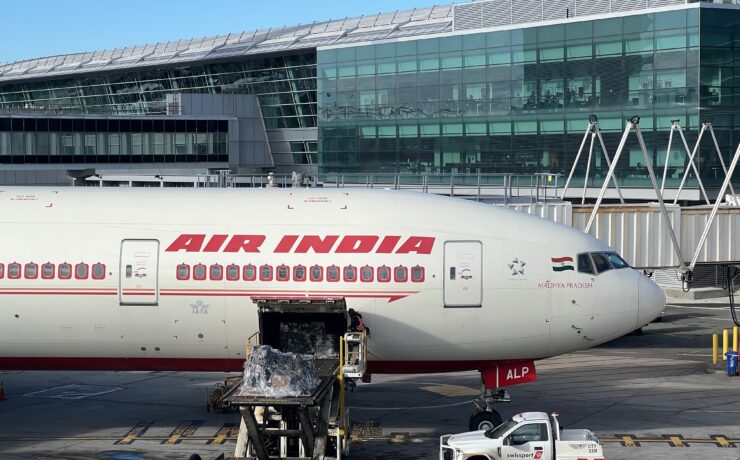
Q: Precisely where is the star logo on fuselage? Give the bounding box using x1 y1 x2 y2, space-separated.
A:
508 258 526 277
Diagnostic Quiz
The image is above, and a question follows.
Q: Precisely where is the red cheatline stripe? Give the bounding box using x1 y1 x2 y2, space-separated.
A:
0 287 114 291
551 256 574 263
0 291 117 295
160 288 418 293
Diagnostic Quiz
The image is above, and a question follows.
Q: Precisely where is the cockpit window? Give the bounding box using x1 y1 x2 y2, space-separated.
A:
578 254 594 274
591 253 612 273
605 252 630 269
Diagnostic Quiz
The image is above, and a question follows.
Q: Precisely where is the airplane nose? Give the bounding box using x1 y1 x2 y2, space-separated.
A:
638 274 666 327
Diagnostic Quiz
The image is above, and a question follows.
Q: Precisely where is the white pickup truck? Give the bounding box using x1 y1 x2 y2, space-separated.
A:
440 412 605 460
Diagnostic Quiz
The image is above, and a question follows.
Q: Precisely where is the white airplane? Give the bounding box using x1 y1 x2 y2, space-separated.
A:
0 187 664 429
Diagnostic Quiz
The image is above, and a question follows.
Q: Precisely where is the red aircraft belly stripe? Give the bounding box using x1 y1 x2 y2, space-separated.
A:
0 357 534 375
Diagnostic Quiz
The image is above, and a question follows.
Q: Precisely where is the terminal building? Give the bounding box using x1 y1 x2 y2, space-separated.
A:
0 0 739 195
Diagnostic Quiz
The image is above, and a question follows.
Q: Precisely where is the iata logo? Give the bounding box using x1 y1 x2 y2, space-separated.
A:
165 234 435 255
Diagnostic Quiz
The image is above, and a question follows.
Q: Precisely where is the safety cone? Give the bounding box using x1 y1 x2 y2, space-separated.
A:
0 382 5 401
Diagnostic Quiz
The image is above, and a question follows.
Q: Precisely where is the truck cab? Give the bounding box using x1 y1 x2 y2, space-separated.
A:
440 412 605 460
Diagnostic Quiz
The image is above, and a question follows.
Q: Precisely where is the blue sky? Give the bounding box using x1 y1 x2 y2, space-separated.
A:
0 0 445 64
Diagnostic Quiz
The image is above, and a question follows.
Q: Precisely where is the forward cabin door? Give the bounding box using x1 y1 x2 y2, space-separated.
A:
444 241 482 307
119 239 160 305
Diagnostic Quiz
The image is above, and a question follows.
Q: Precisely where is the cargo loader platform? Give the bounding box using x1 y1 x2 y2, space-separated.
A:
219 298 366 460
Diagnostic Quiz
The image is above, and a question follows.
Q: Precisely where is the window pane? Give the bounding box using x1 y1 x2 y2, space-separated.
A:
578 254 594 274
592 253 612 273
75 263 88 279
59 264 71 278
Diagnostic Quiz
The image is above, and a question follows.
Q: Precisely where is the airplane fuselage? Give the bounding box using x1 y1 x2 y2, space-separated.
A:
0 187 665 382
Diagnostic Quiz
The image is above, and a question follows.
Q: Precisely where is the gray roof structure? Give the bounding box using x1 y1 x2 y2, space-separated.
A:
0 5 454 82
0 0 714 83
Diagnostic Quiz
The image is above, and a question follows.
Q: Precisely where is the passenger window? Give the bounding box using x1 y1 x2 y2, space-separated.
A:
344 265 357 282
310 265 323 282
411 265 425 282
193 264 207 280
377 265 391 282
210 264 223 280
360 265 374 282
25 263 39 279
260 264 273 281
605 252 630 269
177 263 190 280
42 263 55 279
58 263 72 279
508 423 548 445
92 263 106 280
394 266 408 282
276 265 290 281
226 264 240 281
577 254 594 274
0 263 4 279
243 264 256 281
327 265 340 282
75 263 89 279
591 253 612 273
293 265 306 282
8 263 20 279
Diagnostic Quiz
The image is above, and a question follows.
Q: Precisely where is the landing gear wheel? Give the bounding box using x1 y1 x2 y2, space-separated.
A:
469 410 502 432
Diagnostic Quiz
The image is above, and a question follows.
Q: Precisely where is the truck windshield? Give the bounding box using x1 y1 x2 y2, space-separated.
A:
485 419 517 439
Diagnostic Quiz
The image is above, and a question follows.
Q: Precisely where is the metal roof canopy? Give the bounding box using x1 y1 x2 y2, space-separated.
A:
0 5 454 82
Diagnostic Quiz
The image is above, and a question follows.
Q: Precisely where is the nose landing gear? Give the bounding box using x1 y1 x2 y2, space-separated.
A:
469 387 510 431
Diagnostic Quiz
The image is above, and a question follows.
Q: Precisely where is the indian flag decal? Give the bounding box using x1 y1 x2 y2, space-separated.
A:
551 256 574 272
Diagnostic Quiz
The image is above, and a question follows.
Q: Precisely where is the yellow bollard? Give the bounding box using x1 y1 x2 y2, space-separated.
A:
723 329 729 360
713 333 719 365
734 327 739 353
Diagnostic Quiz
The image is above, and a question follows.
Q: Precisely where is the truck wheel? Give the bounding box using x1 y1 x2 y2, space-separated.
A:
469 410 502 431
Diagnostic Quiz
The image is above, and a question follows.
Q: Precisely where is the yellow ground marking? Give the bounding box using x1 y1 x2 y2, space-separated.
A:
208 423 238 445
419 384 480 397
711 435 733 448
162 420 203 445
665 435 688 447
114 420 153 445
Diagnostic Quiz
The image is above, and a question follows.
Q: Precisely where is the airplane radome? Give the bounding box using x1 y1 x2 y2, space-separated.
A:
0 187 665 390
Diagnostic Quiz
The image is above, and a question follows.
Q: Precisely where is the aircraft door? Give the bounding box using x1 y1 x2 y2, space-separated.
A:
444 241 482 307
119 239 159 305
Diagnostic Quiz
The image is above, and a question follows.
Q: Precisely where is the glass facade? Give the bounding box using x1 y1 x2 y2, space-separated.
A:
0 6 738 187
0 117 228 164
0 53 317 129
316 8 739 187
